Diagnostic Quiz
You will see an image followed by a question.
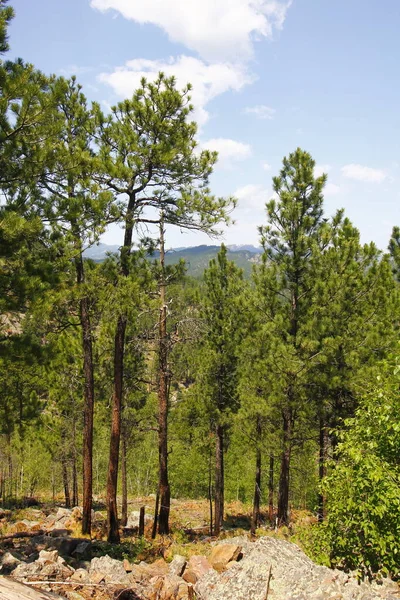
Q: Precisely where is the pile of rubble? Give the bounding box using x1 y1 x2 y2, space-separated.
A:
0 507 399 600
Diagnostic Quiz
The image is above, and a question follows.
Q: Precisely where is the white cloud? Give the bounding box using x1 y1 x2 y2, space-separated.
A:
98 56 253 126
341 164 386 183
91 0 292 63
245 104 276 120
200 138 252 168
314 164 331 178
325 182 340 196
235 184 269 210
262 161 272 170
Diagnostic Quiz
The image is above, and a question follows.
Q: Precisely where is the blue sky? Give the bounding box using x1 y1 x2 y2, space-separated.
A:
8 0 400 250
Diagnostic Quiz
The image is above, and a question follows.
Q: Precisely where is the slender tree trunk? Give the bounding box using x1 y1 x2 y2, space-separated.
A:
121 427 128 527
251 416 262 535
61 458 71 508
152 492 160 539
107 315 126 543
7 434 12 500
72 456 78 508
106 201 135 542
208 447 213 536
72 421 78 507
52 465 56 504
157 219 171 535
277 408 292 525
214 424 224 536
73 252 95 535
268 454 274 524
318 413 327 522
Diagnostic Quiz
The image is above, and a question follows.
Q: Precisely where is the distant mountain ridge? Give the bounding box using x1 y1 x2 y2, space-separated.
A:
83 243 262 277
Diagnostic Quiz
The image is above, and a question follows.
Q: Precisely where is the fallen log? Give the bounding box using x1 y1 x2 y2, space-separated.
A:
0 576 64 599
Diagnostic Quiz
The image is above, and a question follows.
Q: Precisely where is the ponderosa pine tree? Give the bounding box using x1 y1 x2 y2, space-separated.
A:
202 244 244 535
257 148 332 525
95 74 234 542
34 76 114 534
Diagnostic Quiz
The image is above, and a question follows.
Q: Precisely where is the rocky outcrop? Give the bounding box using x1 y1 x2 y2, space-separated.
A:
5 525 399 600
195 536 399 600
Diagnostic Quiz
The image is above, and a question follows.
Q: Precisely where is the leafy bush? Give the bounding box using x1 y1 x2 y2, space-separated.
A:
322 368 400 579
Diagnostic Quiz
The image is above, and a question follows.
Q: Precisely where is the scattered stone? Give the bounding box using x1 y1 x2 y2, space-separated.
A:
0 551 21 574
39 561 74 580
123 558 133 572
168 555 187 577
11 560 43 580
38 549 59 563
125 510 151 528
56 508 72 521
147 573 191 600
208 544 242 572
182 555 212 585
130 562 155 582
89 554 131 584
71 507 82 520
90 570 105 584
72 540 92 560
70 567 91 583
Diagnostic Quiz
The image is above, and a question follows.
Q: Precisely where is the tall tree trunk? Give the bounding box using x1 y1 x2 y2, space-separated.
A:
268 454 274 523
106 200 135 542
277 408 292 525
72 456 78 508
318 413 327 522
107 315 126 543
61 458 71 508
157 219 171 535
7 433 12 500
208 447 213 536
251 415 262 535
121 427 128 527
72 420 78 507
73 251 95 536
214 424 224 536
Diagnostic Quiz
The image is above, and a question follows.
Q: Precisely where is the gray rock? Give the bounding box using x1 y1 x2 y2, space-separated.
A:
0 551 21 574
89 555 131 584
195 536 399 600
126 510 151 528
55 507 71 520
11 560 43 580
38 549 59 563
72 541 92 561
168 555 187 577
70 568 91 583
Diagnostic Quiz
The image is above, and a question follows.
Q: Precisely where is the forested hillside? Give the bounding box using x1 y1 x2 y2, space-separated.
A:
1 0 399 582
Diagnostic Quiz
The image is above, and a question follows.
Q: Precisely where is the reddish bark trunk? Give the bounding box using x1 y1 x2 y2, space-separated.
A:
74 253 95 536
268 454 274 524
106 315 127 543
277 408 292 525
157 220 171 535
121 428 128 527
106 201 134 543
318 414 327 522
251 416 262 535
214 424 224 536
